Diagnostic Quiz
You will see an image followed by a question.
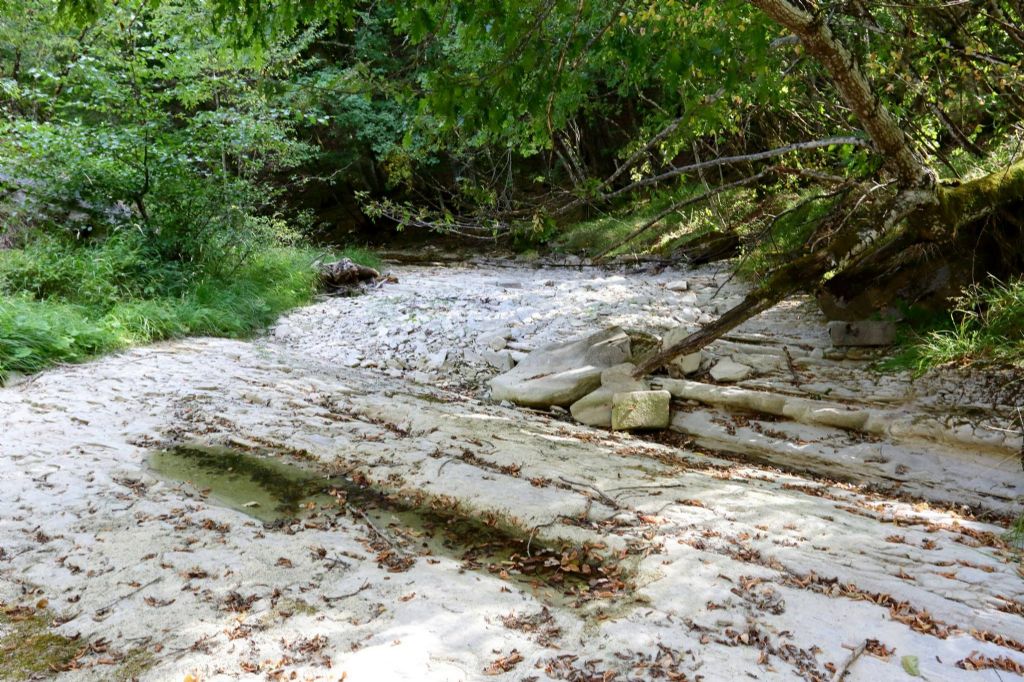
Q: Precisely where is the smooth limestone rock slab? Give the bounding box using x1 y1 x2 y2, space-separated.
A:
611 390 671 431
489 327 631 408
654 377 1021 456
570 363 648 427
708 358 753 383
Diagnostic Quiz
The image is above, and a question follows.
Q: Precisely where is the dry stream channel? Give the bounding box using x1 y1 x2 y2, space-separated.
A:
1 255 1023 681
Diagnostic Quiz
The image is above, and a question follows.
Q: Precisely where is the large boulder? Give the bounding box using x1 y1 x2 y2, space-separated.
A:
611 390 672 431
570 363 648 427
489 328 631 408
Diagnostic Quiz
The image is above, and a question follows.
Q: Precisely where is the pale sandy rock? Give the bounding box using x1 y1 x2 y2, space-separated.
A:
477 331 508 351
661 326 704 376
611 390 671 430
489 327 631 407
709 358 753 382
0 261 1022 682
481 349 515 371
569 363 648 427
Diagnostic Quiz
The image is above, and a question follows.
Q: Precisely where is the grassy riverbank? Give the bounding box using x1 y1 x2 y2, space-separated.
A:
0 236 379 383
885 278 1024 372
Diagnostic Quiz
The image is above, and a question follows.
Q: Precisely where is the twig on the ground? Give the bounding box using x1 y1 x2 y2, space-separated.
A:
557 477 620 509
831 640 868 681
783 346 802 386
346 504 409 556
322 580 371 603
94 577 162 618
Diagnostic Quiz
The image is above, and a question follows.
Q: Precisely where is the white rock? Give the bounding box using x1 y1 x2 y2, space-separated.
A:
660 327 704 377
665 280 689 292
477 332 508 352
677 307 700 323
709 359 753 383
481 350 515 372
671 352 703 376
569 363 648 428
611 390 672 430
426 349 448 370
489 327 631 408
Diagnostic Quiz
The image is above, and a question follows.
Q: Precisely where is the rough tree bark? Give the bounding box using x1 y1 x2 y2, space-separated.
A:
751 0 935 191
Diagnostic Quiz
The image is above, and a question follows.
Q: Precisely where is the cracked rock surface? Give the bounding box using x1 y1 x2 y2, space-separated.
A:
1 257 1022 681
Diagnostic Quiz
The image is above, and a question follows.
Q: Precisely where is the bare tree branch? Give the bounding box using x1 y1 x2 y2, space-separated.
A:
750 0 935 190
596 135 868 203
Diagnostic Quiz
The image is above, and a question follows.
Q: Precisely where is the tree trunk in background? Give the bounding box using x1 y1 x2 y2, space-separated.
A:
636 3 1024 377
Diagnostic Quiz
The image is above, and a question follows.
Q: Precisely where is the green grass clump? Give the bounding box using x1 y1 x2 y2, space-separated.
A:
551 185 748 257
1005 513 1024 550
885 278 1024 372
0 235 378 383
735 189 836 277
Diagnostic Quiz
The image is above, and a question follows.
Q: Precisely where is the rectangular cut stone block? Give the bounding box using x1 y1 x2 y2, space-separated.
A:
828 321 896 347
611 390 671 431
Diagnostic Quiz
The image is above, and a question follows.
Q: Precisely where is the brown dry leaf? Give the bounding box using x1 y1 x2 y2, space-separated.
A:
484 650 524 675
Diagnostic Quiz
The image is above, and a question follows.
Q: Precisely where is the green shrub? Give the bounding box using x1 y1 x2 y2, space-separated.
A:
0 243 377 383
914 278 1024 368
0 232 179 305
885 278 1024 372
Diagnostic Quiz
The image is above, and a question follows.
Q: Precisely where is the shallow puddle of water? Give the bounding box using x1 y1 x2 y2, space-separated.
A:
149 445 337 524
150 444 630 605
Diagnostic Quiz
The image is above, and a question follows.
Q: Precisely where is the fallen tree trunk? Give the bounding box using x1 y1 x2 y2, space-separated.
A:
636 161 1024 376
632 2 1024 377
318 258 381 290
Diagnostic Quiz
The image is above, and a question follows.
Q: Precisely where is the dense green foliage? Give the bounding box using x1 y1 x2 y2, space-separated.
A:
0 242 326 381
2 0 1022 373
0 0 380 380
888 278 1024 372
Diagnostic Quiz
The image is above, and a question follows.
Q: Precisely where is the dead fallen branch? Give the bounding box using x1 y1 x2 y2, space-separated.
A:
318 258 381 290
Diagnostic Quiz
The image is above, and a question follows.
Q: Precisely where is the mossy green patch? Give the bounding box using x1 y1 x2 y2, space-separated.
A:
0 604 82 681
551 185 749 258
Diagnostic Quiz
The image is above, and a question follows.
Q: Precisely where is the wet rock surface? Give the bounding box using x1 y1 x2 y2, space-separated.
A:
1 257 1022 681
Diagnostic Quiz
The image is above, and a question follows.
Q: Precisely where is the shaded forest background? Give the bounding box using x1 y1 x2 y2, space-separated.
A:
1 0 1022 378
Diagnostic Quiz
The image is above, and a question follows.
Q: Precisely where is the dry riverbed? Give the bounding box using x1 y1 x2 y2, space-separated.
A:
1 257 1022 681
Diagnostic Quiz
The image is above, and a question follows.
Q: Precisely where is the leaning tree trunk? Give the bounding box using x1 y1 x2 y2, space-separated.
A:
635 0 1024 377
